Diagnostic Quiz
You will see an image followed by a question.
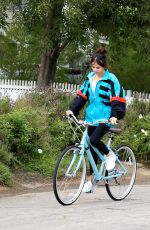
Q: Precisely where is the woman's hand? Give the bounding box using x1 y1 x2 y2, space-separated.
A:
110 117 118 125
66 110 74 117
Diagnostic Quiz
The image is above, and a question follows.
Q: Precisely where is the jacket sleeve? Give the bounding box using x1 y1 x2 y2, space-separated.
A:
109 78 126 120
69 79 89 116
70 95 87 116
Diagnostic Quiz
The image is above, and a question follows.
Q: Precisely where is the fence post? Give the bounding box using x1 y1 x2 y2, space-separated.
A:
126 90 132 98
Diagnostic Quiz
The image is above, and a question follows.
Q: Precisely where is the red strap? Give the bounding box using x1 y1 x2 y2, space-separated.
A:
110 97 126 103
77 90 88 100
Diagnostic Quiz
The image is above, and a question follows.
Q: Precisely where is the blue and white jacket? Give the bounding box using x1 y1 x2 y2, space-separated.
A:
70 69 126 123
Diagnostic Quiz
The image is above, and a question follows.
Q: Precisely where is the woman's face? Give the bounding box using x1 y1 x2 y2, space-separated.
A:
91 61 105 76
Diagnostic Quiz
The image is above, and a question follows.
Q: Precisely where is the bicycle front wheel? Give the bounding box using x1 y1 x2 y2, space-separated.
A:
105 144 136 201
53 145 86 205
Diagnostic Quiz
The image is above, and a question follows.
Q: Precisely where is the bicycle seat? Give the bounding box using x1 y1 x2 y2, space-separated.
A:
109 128 122 134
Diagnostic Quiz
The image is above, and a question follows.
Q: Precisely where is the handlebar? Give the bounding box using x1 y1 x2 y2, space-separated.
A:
66 114 112 127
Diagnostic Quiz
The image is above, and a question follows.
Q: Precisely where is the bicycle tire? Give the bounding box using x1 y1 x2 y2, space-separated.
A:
105 144 136 201
53 145 86 205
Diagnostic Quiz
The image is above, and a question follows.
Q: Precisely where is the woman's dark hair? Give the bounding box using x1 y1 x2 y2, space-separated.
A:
90 48 107 68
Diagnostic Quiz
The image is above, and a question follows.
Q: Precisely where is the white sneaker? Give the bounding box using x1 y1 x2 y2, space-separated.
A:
106 151 116 171
82 181 94 193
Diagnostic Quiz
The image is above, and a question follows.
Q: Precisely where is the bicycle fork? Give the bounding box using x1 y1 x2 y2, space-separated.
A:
65 148 84 177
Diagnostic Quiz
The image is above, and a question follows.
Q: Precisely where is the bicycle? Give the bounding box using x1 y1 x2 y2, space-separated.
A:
53 114 136 205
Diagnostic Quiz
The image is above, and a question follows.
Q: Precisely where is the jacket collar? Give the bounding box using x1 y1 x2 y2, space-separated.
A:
88 69 110 80
101 69 110 80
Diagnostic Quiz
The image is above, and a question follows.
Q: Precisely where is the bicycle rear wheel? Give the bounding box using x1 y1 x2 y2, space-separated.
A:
105 144 136 201
53 145 86 205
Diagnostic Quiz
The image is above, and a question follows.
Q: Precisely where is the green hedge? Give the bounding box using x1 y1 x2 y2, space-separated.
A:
0 92 149 187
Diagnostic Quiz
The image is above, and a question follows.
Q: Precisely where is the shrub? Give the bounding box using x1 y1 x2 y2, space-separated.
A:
0 144 12 165
48 118 73 152
127 99 150 116
0 109 50 157
113 100 150 162
0 163 13 187
0 97 12 114
15 88 72 115
23 153 58 176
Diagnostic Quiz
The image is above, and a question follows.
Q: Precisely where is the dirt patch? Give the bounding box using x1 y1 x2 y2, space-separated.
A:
136 163 150 184
0 164 150 197
0 169 52 198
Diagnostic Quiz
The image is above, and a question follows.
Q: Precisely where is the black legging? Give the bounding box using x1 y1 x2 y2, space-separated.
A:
87 123 110 175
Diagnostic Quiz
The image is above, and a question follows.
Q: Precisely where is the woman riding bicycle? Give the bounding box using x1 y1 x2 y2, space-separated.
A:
66 48 126 193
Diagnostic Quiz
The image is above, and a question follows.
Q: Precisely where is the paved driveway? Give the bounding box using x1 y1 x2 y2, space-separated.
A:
0 184 150 230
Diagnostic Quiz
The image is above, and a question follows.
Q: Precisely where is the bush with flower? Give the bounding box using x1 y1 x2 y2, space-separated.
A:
113 100 150 162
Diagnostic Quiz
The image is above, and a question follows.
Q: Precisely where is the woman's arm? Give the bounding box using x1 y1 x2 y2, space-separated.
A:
69 95 87 116
110 78 126 120
69 78 89 116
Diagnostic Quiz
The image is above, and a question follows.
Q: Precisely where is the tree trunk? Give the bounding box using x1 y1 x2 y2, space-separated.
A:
37 50 60 88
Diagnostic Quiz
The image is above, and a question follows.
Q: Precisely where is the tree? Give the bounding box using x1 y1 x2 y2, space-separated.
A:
0 0 9 28
0 34 17 77
14 0 91 87
1 0 150 88
0 26 40 80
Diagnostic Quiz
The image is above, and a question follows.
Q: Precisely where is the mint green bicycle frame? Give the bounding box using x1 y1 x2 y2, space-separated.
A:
66 128 127 181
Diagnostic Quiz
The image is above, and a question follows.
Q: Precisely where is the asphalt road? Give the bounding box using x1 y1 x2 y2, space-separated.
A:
0 184 150 230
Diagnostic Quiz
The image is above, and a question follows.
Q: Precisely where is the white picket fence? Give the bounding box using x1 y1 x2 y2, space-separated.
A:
0 79 150 103
0 79 37 101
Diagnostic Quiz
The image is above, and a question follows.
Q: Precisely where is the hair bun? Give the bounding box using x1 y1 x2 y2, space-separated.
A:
96 47 107 55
